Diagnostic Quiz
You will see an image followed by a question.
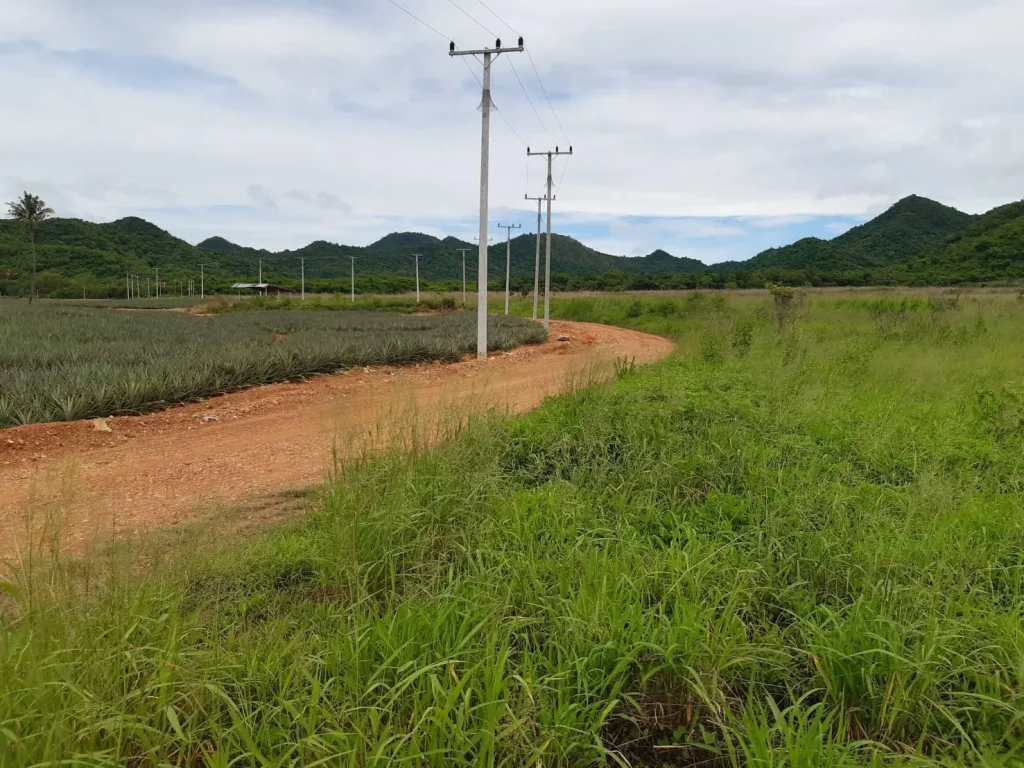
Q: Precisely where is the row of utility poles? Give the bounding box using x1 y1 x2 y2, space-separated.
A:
450 36 573 359
126 265 206 299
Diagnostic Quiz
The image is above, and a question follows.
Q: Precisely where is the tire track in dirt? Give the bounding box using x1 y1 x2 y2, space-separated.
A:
0 321 673 558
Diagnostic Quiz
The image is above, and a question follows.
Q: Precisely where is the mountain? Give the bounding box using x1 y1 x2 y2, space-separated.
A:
897 200 1024 283
740 196 975 272
3 194 1023 297
367 232 443 251
197 236 244 254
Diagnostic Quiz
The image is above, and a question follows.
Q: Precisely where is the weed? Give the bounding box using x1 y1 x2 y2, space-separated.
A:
3 290 1024 765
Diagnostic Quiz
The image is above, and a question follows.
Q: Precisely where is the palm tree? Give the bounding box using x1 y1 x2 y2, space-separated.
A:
6 192 54 304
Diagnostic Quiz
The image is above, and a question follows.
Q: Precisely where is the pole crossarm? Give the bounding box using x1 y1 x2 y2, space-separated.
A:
449 37 524 58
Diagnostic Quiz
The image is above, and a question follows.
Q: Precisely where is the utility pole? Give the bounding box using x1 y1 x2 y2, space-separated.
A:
146 277 150 297
155 267 160 298
525 194 550 320
457 248 473 307
413 253 421 303
200 265 204 299
450 35 525 358
126 273 131 300
299 257 305 301
350 256 357 303
527 145 573 330
497 223 521 315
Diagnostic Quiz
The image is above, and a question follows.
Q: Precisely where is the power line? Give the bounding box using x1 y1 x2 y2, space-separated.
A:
383 0 449 40
506 56 555 145
473 0 572 144
526 48 571 144
555 153 571 193
476 0 519 35
445 0 497 37
459 57 527 146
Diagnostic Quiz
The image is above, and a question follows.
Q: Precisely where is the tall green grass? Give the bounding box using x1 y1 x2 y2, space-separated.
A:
0 305 544 427
2 291 1024 765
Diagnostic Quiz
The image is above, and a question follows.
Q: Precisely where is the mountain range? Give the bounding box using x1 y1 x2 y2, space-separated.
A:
1 195 1022 296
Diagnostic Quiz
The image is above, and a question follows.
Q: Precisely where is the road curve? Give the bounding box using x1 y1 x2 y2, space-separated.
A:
0 320 673 558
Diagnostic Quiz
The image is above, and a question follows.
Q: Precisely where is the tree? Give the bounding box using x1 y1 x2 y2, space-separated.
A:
6 192 54 304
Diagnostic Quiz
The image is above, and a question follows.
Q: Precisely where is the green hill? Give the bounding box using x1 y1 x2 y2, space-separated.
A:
742 196 976 272
3 194 1023 297
196 236 244 255
896 200 1024 284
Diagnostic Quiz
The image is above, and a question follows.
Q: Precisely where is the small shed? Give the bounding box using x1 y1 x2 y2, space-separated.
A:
231 282 285 295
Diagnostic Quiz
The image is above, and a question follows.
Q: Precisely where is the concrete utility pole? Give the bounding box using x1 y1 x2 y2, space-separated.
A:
350 256 357 303
525 194 550 320
200 265 204 300
450 35 525 359
497 223 521 315
299 258 305 301
155 267 160 298
457 248 473 307
126 273 131 300
527 145 573 330
413 253 421 303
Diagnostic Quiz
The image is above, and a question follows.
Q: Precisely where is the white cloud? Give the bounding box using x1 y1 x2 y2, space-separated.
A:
0 0 1022 257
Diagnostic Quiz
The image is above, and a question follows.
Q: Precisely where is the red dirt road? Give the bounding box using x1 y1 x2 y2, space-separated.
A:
0 321 673 558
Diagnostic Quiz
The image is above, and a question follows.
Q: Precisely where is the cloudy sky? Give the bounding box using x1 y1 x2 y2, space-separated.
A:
2 0 1021 262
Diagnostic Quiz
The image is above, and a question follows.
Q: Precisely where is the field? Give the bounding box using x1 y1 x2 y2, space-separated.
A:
2 289 1024 765
0 301 546 428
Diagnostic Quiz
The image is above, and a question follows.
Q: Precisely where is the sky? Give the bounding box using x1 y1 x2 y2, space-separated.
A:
1 0 1022 263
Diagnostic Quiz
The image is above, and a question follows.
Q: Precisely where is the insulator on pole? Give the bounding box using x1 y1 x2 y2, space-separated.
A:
518 36 524 47
495 38 501 48
450 41 455 52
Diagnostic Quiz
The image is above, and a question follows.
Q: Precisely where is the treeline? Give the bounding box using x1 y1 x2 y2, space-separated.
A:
3 265 1021 301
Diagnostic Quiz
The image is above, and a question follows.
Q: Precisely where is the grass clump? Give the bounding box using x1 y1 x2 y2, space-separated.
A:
0 304 544 427
2 290 1024 765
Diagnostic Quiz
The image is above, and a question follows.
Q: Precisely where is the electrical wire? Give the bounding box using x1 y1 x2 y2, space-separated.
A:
555 153 571 193
506 57 555 145
474 0 572 145
380 0 529 147
383 0 449 40
526 48 571 144
445 0 497 37
459 58 528 146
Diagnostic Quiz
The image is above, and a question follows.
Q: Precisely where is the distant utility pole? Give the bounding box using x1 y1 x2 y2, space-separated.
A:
350 256 357 303
413 253 422 303
200 265 204 299
126 273 131 300
155 267 160 298
528 145 573 330
299 257 305 301
525 194 551 320
457 248 473 307
450 35 525 358
497 223 521 315
146 277 150 297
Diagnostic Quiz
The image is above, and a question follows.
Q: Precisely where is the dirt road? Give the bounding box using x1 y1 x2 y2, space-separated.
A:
0 321 673 558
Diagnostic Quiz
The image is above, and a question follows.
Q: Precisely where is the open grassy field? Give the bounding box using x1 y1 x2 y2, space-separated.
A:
2 289 1024 765
0 302 545 427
